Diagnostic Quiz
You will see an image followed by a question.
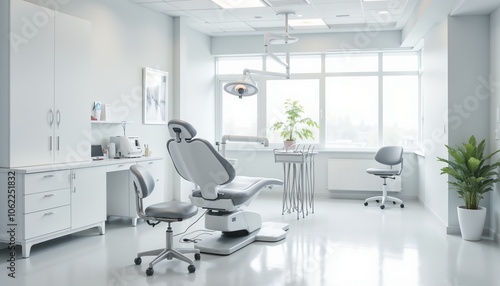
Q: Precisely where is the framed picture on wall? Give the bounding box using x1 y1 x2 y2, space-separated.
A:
143 67 168 124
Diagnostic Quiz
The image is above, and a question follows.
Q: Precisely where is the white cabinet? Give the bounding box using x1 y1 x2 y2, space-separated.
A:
107 160 165 226
0 170 72 257
1 0 90 168
71 167 107 231
0 158 162 258
106 162 135 221
0 168 106 258
54 12 91 164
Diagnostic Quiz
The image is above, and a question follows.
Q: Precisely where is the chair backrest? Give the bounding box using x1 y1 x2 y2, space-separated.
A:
130 164 156 219
375 146 404 166
166 119 236 200
130 164 155 199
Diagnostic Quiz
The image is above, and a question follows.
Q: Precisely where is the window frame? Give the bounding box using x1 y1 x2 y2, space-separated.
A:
215 51 421 151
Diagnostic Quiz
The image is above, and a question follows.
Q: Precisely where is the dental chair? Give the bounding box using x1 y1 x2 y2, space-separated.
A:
166 119 288 255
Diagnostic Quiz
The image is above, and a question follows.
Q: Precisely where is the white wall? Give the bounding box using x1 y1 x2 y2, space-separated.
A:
490 7 500 241
0 1 8 164
226 149 420 200
420 15 491 232
447 15 490 230
421 19 449 228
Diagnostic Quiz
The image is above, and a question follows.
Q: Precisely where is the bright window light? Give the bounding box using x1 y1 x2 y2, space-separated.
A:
289 18 327 28
211 0 265 9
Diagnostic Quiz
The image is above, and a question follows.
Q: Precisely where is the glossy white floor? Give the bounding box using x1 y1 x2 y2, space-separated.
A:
2 193 500 286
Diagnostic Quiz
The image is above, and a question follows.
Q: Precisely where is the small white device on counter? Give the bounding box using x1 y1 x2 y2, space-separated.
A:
110 136 142 158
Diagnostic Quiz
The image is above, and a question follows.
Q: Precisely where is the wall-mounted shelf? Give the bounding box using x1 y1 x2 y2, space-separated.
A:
91 121 132 135
90 121 131 124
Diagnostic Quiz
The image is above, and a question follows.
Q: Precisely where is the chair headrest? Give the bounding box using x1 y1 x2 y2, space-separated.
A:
168 119 197 141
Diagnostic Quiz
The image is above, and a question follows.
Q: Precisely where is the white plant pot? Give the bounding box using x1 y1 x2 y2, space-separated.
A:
457 206 486 241
283 140 296 150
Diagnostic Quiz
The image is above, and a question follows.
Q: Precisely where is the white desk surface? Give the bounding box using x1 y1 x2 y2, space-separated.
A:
0 156 163 174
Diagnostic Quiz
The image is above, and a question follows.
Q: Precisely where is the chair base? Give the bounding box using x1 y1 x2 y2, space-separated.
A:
195 222 289 255
134 223 200 275
364 195 404 209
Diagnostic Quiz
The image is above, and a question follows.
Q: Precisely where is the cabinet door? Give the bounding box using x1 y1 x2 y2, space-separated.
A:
10 0 55 167
71 167 106 229
137 160 165 209
54 13 91 164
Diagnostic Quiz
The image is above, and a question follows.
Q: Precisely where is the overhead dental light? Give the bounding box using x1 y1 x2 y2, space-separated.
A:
223 72 258 99
224 12 298 98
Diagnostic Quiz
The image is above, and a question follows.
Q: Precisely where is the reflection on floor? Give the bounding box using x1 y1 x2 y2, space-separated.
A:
2 193 500 286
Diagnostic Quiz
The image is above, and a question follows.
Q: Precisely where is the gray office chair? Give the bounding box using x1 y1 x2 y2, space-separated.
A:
130 165 200 276
166 119 288 255
363 146 405 210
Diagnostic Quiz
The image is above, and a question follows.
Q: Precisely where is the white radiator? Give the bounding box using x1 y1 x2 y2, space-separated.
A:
327 159 402 192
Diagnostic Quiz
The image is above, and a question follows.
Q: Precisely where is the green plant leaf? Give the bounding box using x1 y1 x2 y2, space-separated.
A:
270 99 319 142
437 135 500 209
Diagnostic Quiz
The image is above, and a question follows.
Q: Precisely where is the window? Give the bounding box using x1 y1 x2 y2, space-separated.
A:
325 53 378 73
325 76 378 148
221 80 258 136
216 52 421 150
383 76 419 147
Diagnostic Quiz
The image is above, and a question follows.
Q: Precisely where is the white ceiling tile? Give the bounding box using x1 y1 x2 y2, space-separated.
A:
246 20 286 28
166 0 220 10
225 7 281 21
187 9 241 22
324 17 366 25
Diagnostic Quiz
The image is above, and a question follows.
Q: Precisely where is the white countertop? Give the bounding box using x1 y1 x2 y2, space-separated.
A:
0 156 163 173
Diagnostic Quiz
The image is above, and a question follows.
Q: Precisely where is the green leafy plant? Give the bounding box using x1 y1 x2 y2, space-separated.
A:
270 99 319 141
437 135 500 209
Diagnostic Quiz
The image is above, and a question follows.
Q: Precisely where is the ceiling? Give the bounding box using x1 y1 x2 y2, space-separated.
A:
129 0 500 37
129 0 421 36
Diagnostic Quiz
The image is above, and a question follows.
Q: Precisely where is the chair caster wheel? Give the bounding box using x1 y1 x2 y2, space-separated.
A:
188 265 196 273
146 267 154 276
393 201 396 204
380 205 385 210
376 200 380 203
400 204 405 208
195 253 201 261
364 202 368 206
134 257 142 265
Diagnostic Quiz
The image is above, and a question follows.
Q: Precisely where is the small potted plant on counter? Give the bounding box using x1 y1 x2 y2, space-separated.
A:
270 99 319 150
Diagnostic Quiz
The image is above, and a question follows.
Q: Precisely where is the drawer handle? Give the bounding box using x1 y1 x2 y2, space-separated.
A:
44 212 55 216
118 165 124 167
44 174 55 178
44 194 55 197
149 162 154 165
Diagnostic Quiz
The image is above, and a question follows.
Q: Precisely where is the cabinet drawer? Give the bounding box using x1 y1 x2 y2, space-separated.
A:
107 163 134 172
24 205 70 239
138 160 159 167
24 189 70 214
24 170 70 194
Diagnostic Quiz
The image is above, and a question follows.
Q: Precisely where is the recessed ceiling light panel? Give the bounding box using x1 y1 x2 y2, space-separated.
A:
289 18 327 28
211 0 266 9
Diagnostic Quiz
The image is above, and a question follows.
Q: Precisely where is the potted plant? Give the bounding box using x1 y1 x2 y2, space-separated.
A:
270 99 319 150
437 135 500 241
